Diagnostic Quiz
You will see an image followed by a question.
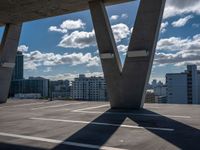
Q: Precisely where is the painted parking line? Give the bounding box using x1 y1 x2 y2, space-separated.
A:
143 106 160 109
73 104 109 112
72 110 191 119
32 102 87 110
0 132 126 150
31 117 174 132
0 102 46 109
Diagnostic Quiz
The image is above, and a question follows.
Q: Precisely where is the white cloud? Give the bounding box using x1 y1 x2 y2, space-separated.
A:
155 50 200 67
157 37 189 51
60 19 85 30
121 13 128 19
110 14 128 21
160 22 168 33
172 15 193 27
24 60 41 70
163 0 200 19
49 19 85 33
59 23 131 49
43 67 52 73
157 34 200 51
59 30 96 49
49 26 68 33
155 34 200 67
110 15 119 21
117 44 128 53
18 45 29 52
24 50 100 70
111 23 130 42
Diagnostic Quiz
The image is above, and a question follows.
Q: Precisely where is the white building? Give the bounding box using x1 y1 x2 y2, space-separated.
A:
166 65 200 104
154 86 166 97
154 85 167 103
71 75 107 101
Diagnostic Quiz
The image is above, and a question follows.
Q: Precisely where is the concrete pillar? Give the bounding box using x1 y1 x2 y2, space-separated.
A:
89 0 165 109
0 24 22 103
89 0 122 108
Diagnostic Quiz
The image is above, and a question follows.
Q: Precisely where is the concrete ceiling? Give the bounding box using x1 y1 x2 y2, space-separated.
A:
0 0 133 26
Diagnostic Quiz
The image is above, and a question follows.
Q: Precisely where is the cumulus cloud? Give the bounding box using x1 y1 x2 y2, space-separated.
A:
112 23 130 42
160 22 169 33
18 45 29 52
155 34 200 67
163 0 200 19
59 30 96 49
24 50 100 70
49 26 68 33
155 50 200 67
117 44 128 53
43 67 52 73
157 34 200 51
110 14 128 21
59 23 131 49
49 19 85 33
110 15 119 21
60 19 85 30
121 13 128 19
172 15 193 27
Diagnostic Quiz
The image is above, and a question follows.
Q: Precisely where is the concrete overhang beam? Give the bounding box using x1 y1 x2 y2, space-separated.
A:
0 0 134 25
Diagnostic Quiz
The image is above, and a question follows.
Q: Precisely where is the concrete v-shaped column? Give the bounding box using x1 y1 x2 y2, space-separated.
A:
0 24 22 103
89 0 165 109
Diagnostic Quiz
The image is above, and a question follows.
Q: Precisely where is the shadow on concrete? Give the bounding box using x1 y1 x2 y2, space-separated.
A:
53 109 126 150
52 109 200 150
128 109 200 150
0 142 46 150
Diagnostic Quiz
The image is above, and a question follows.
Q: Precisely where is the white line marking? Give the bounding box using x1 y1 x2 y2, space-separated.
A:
0 132 126 150
72 110 191 119
53 108 70 112
0 102 46 108
73 104 109 112
163 115 191 119
143 106 160 109
31 117 174 132
32 102 86 110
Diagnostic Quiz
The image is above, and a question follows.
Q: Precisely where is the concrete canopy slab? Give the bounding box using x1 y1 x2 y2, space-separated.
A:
0 0 133 25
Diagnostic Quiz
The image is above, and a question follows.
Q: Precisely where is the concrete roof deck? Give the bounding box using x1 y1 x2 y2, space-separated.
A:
0 99 199 150
0 0 132 26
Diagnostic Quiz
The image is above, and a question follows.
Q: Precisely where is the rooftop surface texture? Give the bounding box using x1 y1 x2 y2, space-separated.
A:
0 99 200 150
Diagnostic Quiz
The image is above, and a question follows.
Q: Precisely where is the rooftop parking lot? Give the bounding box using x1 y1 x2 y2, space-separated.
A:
0 99 200 150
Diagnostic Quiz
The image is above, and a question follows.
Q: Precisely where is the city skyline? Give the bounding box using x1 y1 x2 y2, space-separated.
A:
0 0 200 82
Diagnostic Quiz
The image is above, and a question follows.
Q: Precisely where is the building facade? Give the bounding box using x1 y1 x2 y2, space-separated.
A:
50 80 70 99
71 75 107 101
10 77 49 98
12 51 24 80
166 65 200 104
9 51 49 99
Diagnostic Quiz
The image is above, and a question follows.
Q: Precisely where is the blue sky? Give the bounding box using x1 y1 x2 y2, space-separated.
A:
0 0 200 83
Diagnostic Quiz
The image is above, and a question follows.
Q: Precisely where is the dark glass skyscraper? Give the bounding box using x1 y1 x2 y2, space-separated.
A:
12 51 23 80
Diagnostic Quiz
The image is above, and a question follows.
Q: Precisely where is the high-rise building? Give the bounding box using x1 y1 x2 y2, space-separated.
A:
12 51 23 80
9 52 49 99
166 65 200 104
71 74 107 101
